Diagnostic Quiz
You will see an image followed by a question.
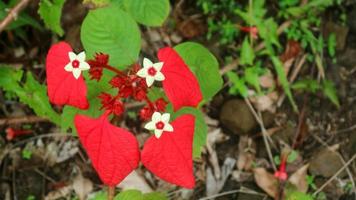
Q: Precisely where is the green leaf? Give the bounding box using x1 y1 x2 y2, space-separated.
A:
122 0 170 26
38 0 65 35
143 192 167 200
286 191 313 200
292 79 320 93
226 72 248 98
81 4 141 69
322 79 340 107
115 190 143 200
287 150 298 163
174 42 223 102
89 191 107 200
271 56 298 112
172 107 208 158
244 66 261 93
114 190 167 200
327 33 336 57
240 37 255 66
0 67 60 125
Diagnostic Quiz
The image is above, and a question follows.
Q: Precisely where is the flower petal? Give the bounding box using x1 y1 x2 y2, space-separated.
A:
143 58 153 69
154 129 164 138
64 63 73 72
161 113 170 123
77 51 86 62
163 123 173 132
75 113 140 186
79 61 90 70
154 71 165 81
144 121 156 130
153 62 164 71
146 76 155 87
68 52 77 61
137 68 148 78
72 68 82 79
158 47 203 111
141 114 196 188
151 112 161 123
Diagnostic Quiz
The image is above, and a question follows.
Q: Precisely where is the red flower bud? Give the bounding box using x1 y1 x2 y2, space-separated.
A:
155 98 167 112
134 89 147 101
112 100 124 116
6 128 32 141
139 106 154 121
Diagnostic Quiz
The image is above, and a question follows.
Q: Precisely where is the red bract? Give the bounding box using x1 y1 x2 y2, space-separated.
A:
75 112 140 186
158 47 203 111
46 42 89 109
141 114 196 188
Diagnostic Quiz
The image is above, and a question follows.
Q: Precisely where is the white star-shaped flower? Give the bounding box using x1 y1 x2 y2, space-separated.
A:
144 112 174 138
136 58 165 87
64 51 90 79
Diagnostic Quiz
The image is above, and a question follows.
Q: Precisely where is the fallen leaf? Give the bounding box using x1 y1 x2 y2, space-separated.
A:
237 136 256 171
288 164 309 193
118 170 153 193
72 172 93 200
253 168 278 197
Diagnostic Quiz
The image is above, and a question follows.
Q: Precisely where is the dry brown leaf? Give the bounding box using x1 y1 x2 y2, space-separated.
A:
237 136 256 171
118 170 152 193
45 186 72 200
253 168 278 197
288 164 309 193
72 172 93 200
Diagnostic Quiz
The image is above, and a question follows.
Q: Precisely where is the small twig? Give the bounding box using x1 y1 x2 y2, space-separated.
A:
329 124 356 135
245 98 277 171
0 0 31 33
199 187 267 200
313 154 356 196
0 115 49 126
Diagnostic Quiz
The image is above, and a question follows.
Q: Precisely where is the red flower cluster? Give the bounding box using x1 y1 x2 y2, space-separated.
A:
139 98 167 121
88 54 168 119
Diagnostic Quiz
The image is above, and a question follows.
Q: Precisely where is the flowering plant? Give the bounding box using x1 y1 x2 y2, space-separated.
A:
40 2 223 197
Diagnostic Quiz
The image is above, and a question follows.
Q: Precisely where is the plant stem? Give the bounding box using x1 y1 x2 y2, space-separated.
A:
103 65 125 76
0 0 31 33
108 186 115 200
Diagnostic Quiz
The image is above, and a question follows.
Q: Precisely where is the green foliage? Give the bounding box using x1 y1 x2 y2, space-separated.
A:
172 107 208 158
174 42 223 102
26 195 36 200
38 0 65 35
226 71 248 98
322 79 340 107
286 191 314 200
292 78 340 107
81 4 141 69
240 37 255 66
271 56 298 112
114 189 167 200
22 149 32 159
122 0 170 26
0 67 60 125
287 150 298 163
